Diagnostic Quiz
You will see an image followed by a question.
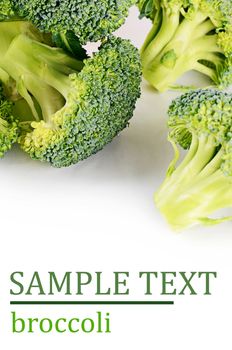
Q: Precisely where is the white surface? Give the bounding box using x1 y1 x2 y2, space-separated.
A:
1 6 232 350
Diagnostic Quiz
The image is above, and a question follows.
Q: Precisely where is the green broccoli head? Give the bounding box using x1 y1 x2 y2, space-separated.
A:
0 83 18 158
139 0 232 91
0 0 14 20
21 37 141 167
168 89 232 152
155 89 232 230
0 20 141 167
11 0 136 44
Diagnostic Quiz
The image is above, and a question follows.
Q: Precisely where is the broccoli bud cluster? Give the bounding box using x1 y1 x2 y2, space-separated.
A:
11 0 136 44
0 1 141 167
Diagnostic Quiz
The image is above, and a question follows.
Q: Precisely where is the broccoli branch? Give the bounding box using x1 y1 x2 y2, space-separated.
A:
141 8 180 67
155 133 232 230
144 33 223 91
0 115 9 133
141 7 227 91
0 22 84 125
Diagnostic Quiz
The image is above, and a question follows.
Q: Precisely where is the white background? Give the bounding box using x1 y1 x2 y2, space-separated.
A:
1 6 232 349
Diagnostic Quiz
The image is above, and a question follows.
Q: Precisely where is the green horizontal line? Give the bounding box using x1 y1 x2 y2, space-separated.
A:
10 301 174 305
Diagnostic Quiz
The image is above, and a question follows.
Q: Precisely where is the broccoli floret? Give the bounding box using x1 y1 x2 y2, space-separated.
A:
0 0 14 20
155 89 232 231
0 83 18 158
11 0 136 44
0 20 141 167
138 0 232 91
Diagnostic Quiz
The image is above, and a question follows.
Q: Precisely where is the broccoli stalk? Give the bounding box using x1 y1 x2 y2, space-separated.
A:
155 89 232 231
156 135 232 230
0 84 18 157
0 21 83 124
139 0 232 91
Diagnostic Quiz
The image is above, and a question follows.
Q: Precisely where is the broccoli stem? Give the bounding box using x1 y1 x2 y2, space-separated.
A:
190 35 223 55
192 62 217 81
0 117 9 133
155 134 231 230
143 51 199 91
144 36 221 91
0 20 51 55
21 74 65 124
142 9 220 91
156 172 232 230
160 10 208 57
140 10 162 55
0 30 83 124
192 19 215 39
0 21 27 55
157 134 217 202
142 9 208 66
2 35 74 96
194 148 224 180
0 67 9 85
15 76 41 122
141 9 180 67
198 52 223 66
